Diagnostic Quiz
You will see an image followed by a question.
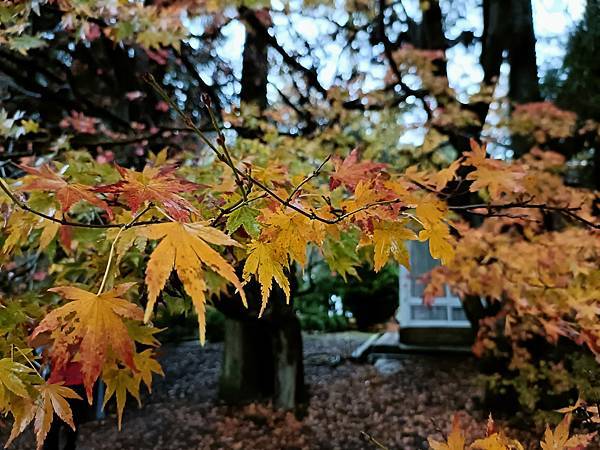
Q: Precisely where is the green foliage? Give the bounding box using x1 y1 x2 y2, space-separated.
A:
295 261 351 332
154 294 226 343
295 259 398 332
554 0 600 121
481 341 600 427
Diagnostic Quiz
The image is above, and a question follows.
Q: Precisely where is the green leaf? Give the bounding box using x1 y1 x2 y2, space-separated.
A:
0 358 32 398
226 206 261 238
8 34 46 55
322 231 361 281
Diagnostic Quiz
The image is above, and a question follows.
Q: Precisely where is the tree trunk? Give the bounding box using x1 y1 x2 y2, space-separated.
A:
480 0 509 86
219 286 307 411
507 0 540 105
218 8 307 412
507 0 540 156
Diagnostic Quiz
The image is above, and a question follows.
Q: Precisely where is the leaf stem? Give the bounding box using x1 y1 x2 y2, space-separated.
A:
14 345 43 380
96 206 150 295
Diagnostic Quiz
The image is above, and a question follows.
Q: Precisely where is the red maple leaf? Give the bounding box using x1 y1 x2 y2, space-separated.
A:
18 164 113 219
95 164 199 221
329 148 386 191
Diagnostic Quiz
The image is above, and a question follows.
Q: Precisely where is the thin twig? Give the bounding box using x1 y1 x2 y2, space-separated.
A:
360 431 390 450
203 100 248 201
285 154 332 203
0 177 169 229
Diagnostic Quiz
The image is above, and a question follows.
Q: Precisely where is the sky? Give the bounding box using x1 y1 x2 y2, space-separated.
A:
185 0 586 151
211 0 584 96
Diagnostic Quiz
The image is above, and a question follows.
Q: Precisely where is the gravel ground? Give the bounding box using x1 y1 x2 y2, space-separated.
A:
4 333 545 450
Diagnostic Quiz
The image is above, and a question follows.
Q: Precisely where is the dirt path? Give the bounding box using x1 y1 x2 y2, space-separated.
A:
4 333 538 450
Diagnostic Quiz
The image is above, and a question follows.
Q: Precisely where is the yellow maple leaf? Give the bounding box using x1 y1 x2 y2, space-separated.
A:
466 166 526 199
471 433 524 450
342 180 393 223
372 221 416 271
5 397 35 448
33 383 81 450
416 198 447 226
428 415 465 450
262 211 324 266
30 284 143 402
432 159 461 191
419 221 455 265
243 240 290 316
6 383 80 450
464 138 488 167
541 414 596 450
138 221 246 344
101 350 162 430
0 358 31 399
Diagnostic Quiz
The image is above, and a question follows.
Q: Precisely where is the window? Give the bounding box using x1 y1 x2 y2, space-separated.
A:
397 241 470 329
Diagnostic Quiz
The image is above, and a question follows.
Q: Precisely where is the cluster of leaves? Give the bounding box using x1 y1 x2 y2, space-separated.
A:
509 102 579 144
0 0 195 54
428 413 596 450
422 145 599 418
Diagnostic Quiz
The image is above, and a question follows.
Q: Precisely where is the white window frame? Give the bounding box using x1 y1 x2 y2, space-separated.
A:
396 242 470 329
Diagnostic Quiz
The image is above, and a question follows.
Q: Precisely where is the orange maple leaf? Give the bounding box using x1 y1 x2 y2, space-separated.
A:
96 164 199 221
18 164 113 219
30 284 143 402
329 148 386 191
428 415 465 450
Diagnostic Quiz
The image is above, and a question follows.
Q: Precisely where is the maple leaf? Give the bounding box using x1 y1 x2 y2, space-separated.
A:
462 139 526 199
32 383 81 450
18 164 113 219
138 221 246 344
0 358 32 399
95 164 199 221
372 221 416 271
243 240 290 316
5 397 35 448
541 415 596 450
341 180 397 226
226 205 261 238
37 215 60 251
329 148 386 191
322 232 361 281
432 159 461 191
6 383 80 450
464 138 488 167
419 222 454 265
30 284 143 402
428 415 465 450
416 198 447 226
471 433 525 450
262 210 324 266
101 350 162 430
466 166 526 199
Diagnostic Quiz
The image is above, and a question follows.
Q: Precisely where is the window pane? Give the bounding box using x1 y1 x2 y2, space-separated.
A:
410 305 448 321
451 307 467 321
409 241 440 297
